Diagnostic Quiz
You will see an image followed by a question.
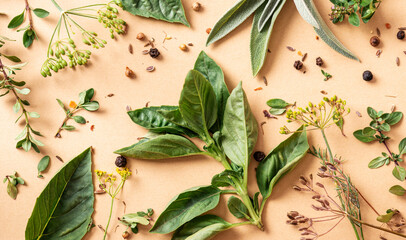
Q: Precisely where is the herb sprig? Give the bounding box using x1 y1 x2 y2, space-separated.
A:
329 0 382 27
119 209 154 238
55 88 99 138
7 0 49 48
3 171 25 200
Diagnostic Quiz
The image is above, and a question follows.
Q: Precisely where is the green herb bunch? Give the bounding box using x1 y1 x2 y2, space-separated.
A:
206 0 358 76
55 88 99 137
0 37 43 153
329 0 381 26
119 209 154 238
114 51 309 239
3 171 25 200
7 0 49 48
41 0 126 77
354 107 406 196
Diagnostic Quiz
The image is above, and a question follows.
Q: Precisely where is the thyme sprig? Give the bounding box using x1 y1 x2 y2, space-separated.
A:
41 0 125 77
329 0 382 26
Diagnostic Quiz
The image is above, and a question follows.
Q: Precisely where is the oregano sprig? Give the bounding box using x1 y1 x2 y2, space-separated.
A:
55 88 99 138
329 0 382 27
7 0 49 48
3 171 25 200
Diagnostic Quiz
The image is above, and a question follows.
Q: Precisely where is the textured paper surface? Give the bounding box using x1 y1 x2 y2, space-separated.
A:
0 0 405 239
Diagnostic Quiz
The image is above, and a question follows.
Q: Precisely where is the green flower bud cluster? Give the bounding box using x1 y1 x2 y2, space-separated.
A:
82 32 107 49
97 2 126 39
40 39 91 77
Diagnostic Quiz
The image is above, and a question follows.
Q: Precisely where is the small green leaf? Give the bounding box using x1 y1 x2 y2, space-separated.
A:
8 11 25 29
78 88 94 105
362 127 375 136
377 210 396 223
16 177 24 185
13 100 21 113
380 123 390 132
389 185 406 196
385 112 403 126
7 181 18 199
15 88 30 95
81 101 99 111
56 99 66 111
393 165 406 181
172 215 231 240
348 12 360 26
367 107 377 119
37 156 50 176
266 98 290 108
121 213 150 226
73 115 86 124
353 129 376 143
33 8 49 18
23 30 35 48
399 138 406 155
227 196 249 219
269 108 286 115
29 112 40 118
3 54 21 63
211 170 241 187
62 125 76 131
368 156 387 169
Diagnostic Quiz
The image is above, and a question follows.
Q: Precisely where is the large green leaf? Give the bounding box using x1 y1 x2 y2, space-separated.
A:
25 148 94 240
120 0 190 27
150 186 221 234
172 215 231 240
194 51 229 132
114 134 203 159
256 126 309 199
293 0 359 61
258 0 282 31
250 0 286 76
221 82 258 168
179 70 218 139
206 0 265 46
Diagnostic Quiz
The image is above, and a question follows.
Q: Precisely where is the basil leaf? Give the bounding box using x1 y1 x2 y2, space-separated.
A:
348 12 360 26
8 11 25 29
256 126 309 199
393 166 406 181
25 148 94 240
179 70 218 139
206 0 265 46
368 156 386 169
353 129 376 143
172 215 231 240
150 186 221 234
385 112 403 126
267 98 290 108
389 185 406 196
399 138 406 156
121 0 190 27
81 101 99 111
293 0 359 61
114 134 203 159
211 170 241 187
222 82 258 168
227 196 249 219
37 156 50 175
157 108 198 138
72 115 86 124
33 8 49 18
194 51 229 132
250 1 286 76
78 88 95 105
128 106 192 135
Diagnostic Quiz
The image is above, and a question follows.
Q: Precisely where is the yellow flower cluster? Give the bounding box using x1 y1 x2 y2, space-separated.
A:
116 167 132 180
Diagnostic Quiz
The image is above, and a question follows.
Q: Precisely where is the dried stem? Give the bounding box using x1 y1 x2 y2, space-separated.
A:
24 0 34 30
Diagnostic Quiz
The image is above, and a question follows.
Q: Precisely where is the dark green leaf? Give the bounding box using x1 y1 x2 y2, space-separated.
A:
121 0 190 27
385 112 403 126
81 101 99 111
16 177 24 185
211 170 241 187
78 88 94 105
393 166 406 181
8 11 25 29
269 108 286 115
353 129 376 143
348 12 360 26
56 99 66 111
37 156 50 175
380 123 390 132
266 98 290 108
25 148 94 240
3 54 21 63
172 215 231 240
257 126 309 199
253 192 260 212
222 82 258 168
367 107 377 119
194 51 229 132
389 185 406 196
73 115 86 124
150 186 221 234
362 127 375 136
157 108 198 138
206 0 266 46
368 156 386 169
23 30 35 48
114 134 203 159
227 196 249 219
33 8 49 18
179 70 218 138
399 138 406 155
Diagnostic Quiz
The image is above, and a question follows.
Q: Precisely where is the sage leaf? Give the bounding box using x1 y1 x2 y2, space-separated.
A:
368 156 386 169
385 112 403 126
114 134 203 159
206 0 265 46
81 101 99 111
37 156 50 177
7 181 18 199
393 166 406 181
121 213 150 226
399 138 406 155
227 196 249 219
258 0 281 31
293 0 359 61
389 185 406 196
8 11 25 28
73 115 86 124
128 106 192 135
256 126 309 199
222 82 258 168
250 0 286 76
121 0 190 27
267 98 290 108
172 215 231 240
150 186 221 234
353 129 376 143
179 70 218 139
25 148 94 240
194 51 229 131
33 8 49 18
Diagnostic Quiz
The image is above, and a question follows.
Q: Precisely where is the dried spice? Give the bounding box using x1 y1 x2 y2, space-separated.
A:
146 66 155 72
136 32 145 40
287 46 295 51
376 27 381 37
253 151 265 162
320 90 328 95
149 48 160 58
254 87 263 91
363 70 373 81
90 125 95 131
301 53 307 62
293 60 303 70
187 43 193 46
128 44 133 54
385 23 391 29
376 49 382 57
397 30 405 40
356 111 362 117
206 28 211 34
125 67 134 77
192 2 201 11
396 57 400 66
115 156 127 168
179 44 187 51
316 57 323 66
56 155 64 162
142 50 149 55
370 36 380 47
107 94 114 97
263 76 268 86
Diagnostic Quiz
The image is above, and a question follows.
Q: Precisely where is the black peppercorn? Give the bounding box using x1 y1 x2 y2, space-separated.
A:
370 36 380 47
293 60 303 70
253 151 266 162
397 30 405 40
316 57 323 67
362 70 373 81
149 48 160 58
115 156 127 167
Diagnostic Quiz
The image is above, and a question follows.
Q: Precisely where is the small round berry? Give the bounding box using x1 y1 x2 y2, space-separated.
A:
397 30 405 40
179 44 187 51
253 151 266 162
370 36 380 47
115 156 127 167
362 70 373 81
136 32 145 40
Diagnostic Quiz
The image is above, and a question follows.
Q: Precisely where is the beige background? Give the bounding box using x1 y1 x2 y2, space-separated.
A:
0 0 406 239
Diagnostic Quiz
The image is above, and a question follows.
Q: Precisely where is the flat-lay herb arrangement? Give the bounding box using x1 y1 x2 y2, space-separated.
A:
1 0 406 240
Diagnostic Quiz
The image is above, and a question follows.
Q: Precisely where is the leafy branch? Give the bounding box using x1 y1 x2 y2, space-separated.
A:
329 0 382 26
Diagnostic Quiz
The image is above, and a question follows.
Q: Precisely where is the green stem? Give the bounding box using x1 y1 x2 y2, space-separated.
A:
221 189 238 195
321 129 334 163
103 196 115 240
50 0 63 12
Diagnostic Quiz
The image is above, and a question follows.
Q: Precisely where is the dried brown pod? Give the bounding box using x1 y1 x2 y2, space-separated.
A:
125 67 134 77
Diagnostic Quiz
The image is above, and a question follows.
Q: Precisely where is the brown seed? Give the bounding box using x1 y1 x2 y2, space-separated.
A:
125 67 134 77
376 49 382 57
320 90 327 95
396 57 400 66
192 2 201 11
136 32 145 40
263 76 268 86
142 50 149 55
385 23 391 29
293 60 303 70
376 27 381 37
107 94 114 97
56 156 64 162
128 44 133 54
370 36 380 47
179 44 187 51
122 231 130 239
206 28 212 34
301 53 307 62
315 35 319 40
287 46 295 51
146 66 155 72
187 43 194 46
356 111 362 117
316 57 323 66
404 51 406 55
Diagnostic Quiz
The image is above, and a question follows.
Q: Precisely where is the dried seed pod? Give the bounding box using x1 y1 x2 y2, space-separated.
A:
128 44 133 54
136 32 145 40
125 67 134 78
146 66 155 72
192 2 201 11
287 211 299 219
315 182 324 188
294 60 303 70
122 231 130 239
316 57 323 66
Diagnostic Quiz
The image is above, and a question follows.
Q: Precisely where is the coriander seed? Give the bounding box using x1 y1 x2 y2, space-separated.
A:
370 36 380 47
179 44 187 51
397 30 405 40
136 32 145 40
362 70 373 81
192 2 201 11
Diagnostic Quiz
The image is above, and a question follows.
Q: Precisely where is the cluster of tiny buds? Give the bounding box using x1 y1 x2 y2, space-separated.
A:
98 1 126 39
329 4 354 21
